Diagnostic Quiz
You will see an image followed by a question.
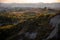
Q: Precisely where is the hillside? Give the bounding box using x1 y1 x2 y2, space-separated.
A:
0 8 60 40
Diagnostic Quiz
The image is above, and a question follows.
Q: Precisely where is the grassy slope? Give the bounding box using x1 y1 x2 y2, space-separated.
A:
0 9 58 40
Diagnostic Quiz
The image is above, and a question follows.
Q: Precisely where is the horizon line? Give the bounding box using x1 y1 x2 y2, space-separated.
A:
0 2 60 3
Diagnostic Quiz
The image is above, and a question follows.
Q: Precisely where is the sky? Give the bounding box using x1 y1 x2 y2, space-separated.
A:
0 0 60 3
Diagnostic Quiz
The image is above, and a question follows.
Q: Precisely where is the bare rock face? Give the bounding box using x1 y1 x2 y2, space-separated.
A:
46 15 60 40
50 15 60 27
25 32 37 39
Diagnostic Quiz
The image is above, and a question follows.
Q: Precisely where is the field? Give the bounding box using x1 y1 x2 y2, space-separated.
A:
0 8 59 40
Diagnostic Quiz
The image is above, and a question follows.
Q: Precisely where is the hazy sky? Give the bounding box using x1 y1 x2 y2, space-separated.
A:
0 0 60 3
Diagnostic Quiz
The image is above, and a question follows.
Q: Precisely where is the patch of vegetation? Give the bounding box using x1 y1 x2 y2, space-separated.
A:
0 8 58 40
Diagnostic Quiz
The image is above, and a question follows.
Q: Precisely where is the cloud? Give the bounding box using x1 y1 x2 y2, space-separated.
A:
57 0 60 2
0 0 60 3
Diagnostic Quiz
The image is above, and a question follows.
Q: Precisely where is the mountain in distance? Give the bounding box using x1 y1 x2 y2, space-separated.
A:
0 3 60 10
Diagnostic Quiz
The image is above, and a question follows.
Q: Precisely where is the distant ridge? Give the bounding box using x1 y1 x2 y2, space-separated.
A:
0 3 60 10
